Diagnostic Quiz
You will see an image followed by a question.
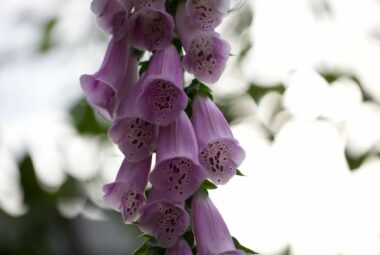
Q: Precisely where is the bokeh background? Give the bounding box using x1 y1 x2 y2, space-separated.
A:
1 0 380 254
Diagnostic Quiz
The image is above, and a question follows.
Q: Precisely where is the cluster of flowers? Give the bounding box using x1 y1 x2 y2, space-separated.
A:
80 0 247 254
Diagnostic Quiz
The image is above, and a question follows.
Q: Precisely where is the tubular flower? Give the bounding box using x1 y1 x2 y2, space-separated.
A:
109 77 158 163
176 2 230 84
191 95 245 184
103 156 151 223
138 188 190 248
135 45 188 126
91 0 129 40
192 190 244 255
150 111 205 201
133 0 166 11
185 0 230 30
128 2 174 51
165 239 193 255
80 37 137 120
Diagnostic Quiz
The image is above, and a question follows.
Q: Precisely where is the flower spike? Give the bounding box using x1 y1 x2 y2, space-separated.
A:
103 156 151 223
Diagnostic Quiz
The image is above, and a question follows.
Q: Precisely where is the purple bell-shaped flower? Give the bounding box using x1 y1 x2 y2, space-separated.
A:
150 111 205 201
185 0 230 30
192 190 245 255
176 2 230 84
103 156 151 223
191 95 245 184
80 37 137 120
138 188 190 247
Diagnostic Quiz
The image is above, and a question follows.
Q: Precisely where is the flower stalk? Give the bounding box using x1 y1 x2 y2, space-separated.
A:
80 0 255 253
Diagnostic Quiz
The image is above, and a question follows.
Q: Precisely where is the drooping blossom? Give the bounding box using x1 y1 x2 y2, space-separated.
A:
91 0 129 40
185 0 230 30
138 188 190 247
165 238 193 255
176 2 230 84
80 37 137 120
133 0 166 11
191 95 245 185
103 156 152 223
128 2 174 51
150 111 205 201
109 77 158 163
134 45 188 126
192 190 245 255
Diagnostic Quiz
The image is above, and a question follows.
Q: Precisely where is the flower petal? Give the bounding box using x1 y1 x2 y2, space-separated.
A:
165 239 193 255
133 0 166 11
136 46 188 126
139 190 189 247
103 157 151 223
91 0 129 40
108 116 157 162
176 2 230 83
192 190 236 254
191 95 245 184
128 6 174 51
185 0 230 30
150 112 205 200
80 37 136 120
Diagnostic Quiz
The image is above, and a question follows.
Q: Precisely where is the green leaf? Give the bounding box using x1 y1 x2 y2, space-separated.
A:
69 98 109 135
185 79 213 100
137 234 154 239
133 240 149 255
172 37 183 54
236 169 245 176
247 83 285 102
144 188 151 198
39 18 57 52
133 48 145 60
183 228 195 247
232 237 258 254
139 60 150 76
201 179 218 190
345 151 367 171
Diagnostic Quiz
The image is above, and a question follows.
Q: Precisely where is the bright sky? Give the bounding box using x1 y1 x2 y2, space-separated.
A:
1 0 380 254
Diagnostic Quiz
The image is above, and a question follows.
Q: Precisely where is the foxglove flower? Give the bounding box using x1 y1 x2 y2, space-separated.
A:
109 77 158 163
80 37 137 120
133 0 166 11
103 156 151 223
186 0 230 30
135 45 188 126
150 111 205 201
165 239 193 255
176 2 230 84
191 95 245 184
128 2 174 51
139 188 190 247
192 190 244 255
91 0 129 40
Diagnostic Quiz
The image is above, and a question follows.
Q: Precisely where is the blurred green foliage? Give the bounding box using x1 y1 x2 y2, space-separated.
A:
69 98 110 136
